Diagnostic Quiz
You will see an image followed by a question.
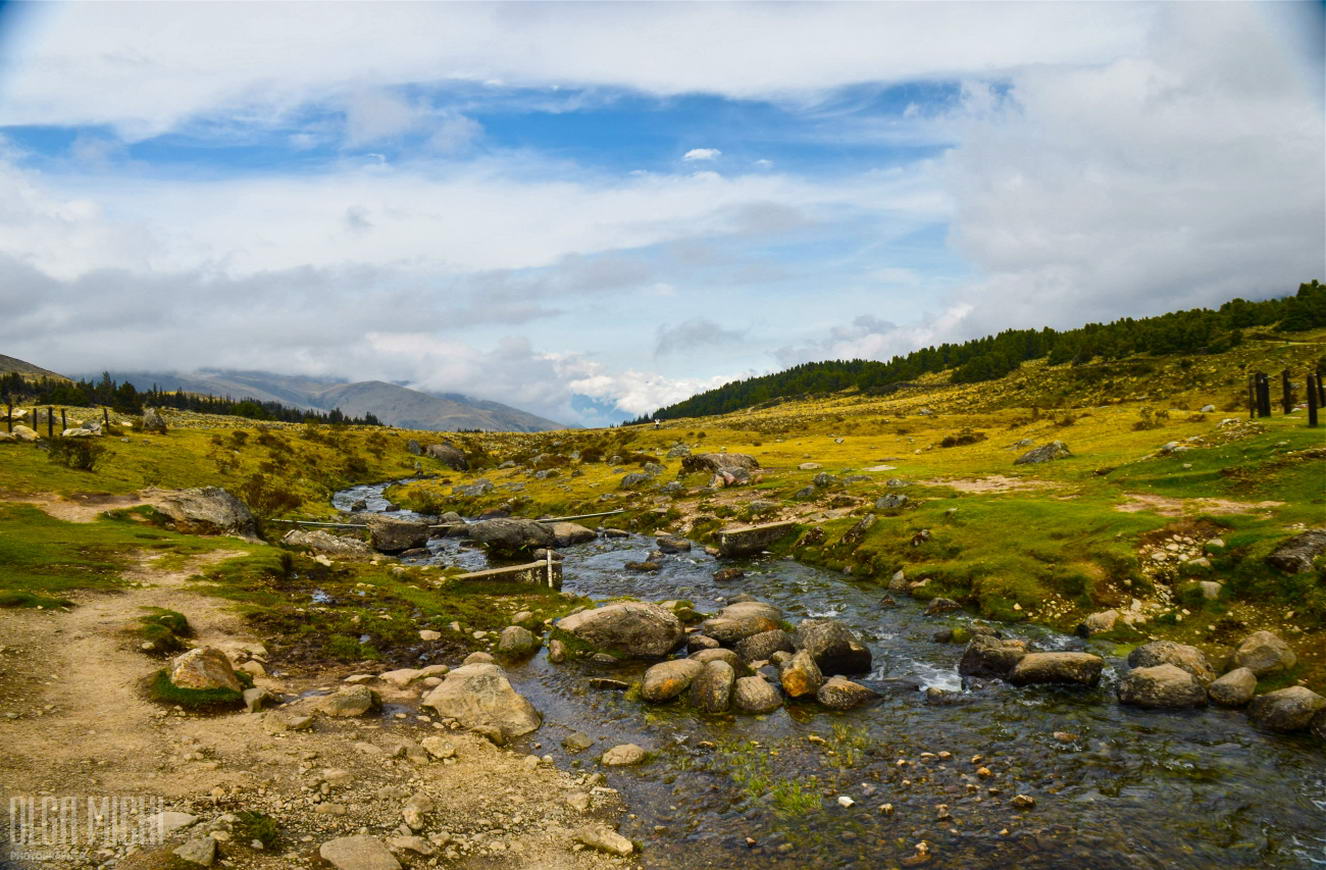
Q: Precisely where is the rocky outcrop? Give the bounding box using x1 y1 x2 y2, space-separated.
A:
1013 441 1073 465
1117 664 1207 709
421 663 541 740
689 660 736 713
1008 652 1103 687
681 452 760 474
425 443 469 471
817 676 876 710
700 600 783 644
282 528 375 558
1231 630 1297 676
1247 686 1326 732
733 676 782 713
958 635 1029 679
1265 530 1326 574
1207 667 1257 707
169 647 241 692
556 602 683 657
146 487 257 538
641 659 705 702
366 516 430 553
466 518 555 557
140 407 168 433
1127 641 1215 684
795 618 872 675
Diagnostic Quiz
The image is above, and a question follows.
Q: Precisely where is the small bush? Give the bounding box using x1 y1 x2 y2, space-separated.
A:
233 811 281 849
47 437 107 471
940 428 987 448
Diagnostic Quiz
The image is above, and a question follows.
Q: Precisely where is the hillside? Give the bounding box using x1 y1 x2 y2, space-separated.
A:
0 353 69 381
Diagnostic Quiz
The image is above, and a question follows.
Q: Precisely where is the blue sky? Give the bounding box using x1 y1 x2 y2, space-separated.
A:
0 2 1321 426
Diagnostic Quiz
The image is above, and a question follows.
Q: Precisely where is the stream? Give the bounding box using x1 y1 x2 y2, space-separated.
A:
334 482 1326 869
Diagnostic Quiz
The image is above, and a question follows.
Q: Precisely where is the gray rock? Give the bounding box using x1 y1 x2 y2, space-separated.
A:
925 597 961 616
282 528 375 558
779 650 823 698
467 518 555 556
425 443 469 470
641 659 705 701
574 826 635 857
1127 641 1216 684
1082 610 1119 635
319 835 402 870
1265 530 1326 574
812 472 839 488
732 676 782 713
667 444 691 458
689 647 751 676
556 602 683 657
1232 630 1297 676
735 629 796 663
242 687 270 713
140 407 168 433
681 452 760 474
689 660 735 713
816 676 876 710
317 685 382 717
173 836 217 867
547 521 595 547
795 618 872 675
1008 652 1103 687
874 494 909 510
1117 664 1207 709
958 635 1029 679
455 479 493 497
496 625 540 657
1207 667 1257 706
1248 686 1326 732
169 647 242 692
656 534 692 553
619 472 653 489
687 633 721 653
421 663 541 740
562 732 594 753
405 439 422 455
144 487 257 538
366 516 430 553
1013 441 1073 465
602 743 647 766
701 600 783 644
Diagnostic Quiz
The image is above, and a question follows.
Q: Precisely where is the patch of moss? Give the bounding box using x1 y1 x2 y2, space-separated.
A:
146 669 244 712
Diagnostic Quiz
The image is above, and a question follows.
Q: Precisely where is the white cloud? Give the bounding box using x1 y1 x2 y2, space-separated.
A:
683 148 721 161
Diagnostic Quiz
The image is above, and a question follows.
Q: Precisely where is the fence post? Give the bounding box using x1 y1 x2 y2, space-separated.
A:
103 407 109 427
47 407 53 440
5 401 11 433
61 409 67 432
1318 370 1326 406
1309 373 1320 428
1256 373 1272 418
1247 375 1256 419
1281 369 1293 414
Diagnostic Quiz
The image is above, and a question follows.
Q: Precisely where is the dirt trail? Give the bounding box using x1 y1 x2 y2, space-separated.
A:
0 491 151 522
1115 492 1284 516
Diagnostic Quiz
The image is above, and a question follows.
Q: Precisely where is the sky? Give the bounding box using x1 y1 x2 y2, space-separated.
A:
0 2 1322 427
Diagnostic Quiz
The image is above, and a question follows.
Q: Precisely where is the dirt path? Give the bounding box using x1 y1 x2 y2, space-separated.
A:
0 552 635 869
0 491 151 522
1115 492 1284 516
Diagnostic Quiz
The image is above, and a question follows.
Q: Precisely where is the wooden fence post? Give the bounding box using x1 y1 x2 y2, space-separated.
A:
5 401 11 434
1254 373 1271 417
1281 369 1294 414
1309 373 1320 428
1247 375 1256 419
47 407 53 440
103 407 109 427
61 409 67 432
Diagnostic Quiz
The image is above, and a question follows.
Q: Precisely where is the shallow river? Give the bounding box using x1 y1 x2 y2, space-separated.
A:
334 483 1325 869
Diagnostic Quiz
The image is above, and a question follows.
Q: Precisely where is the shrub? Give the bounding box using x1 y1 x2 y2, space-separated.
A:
47 437 106 471
940 428 987 448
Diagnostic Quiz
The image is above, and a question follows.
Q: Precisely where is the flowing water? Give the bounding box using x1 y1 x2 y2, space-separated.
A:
335 482 1326 869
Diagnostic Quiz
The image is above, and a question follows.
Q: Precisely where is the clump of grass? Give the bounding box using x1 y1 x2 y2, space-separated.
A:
146 669 245 712
233 810 281 849
47 437 107 471
770 778 822 817
137 608 192 654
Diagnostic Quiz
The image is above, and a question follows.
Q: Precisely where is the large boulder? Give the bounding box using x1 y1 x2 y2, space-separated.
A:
795 618 872 675
556 602 683 657
1265 530 1326 574
1127 641 1216 684
957 635 1029 679
700 600 783 644
778 650 823 698
733 676 782 714
145 487 257 538
641 659 705 702
1008 652 1103 687
282 529 375 559
10 424 38 442
1231 631 1297 676
816 676 876 710
1013 441 1072 465
467 518 555 557
1207 667 1257 707
681 452 761 474
1117 664 1207 709
1247 686 1326 733
421 663 541 740
319 835 401 870
424 443 469 470
735 629 796 663
169 647 241 692
366 516 430 553
140 407 168 433
547 522 596 548
496 625 540 657
689 660 735 713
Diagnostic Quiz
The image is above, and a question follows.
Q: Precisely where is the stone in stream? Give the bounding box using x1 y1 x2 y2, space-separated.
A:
601 743 647 766
574 825 635 857
562 732 594 753
640 659 705 702
733 676 782 714
546 522 595 547
656 534 692 553
958 635 1029 679
816 676 877 710
319 835 402 870
689 647 752 676
779 650 823 698
1247 686 1326 733
317 685 382 717
924 597 961 616
1117 664 1207 709
701 600 783 644
1007 652 1103 687
1264 529 1326 574
713 567 745 582
735 629 796 663
1207 668 1257 707
556 602 683 657
496 625 540 657
689 660 736 713
686 633 721 653
795 618 872 675
547 638 568 663
168 647 242 692
1127 641 1216 684
466 518 555 556
365 516 430 553
1231 630 1297 676
421 663 541 740
282 528 376 558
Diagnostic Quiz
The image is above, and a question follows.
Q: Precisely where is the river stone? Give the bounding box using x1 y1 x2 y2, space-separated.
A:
282 528 375 558
701 600 783 644
1265 529 1326 574
689 660 735 713
779 650 823 698
548 521 596 547
1008 652 1103 687
562 732 594 753
733 676 782 713
464 651 496 665
319 835 402 870
424 443 468 471
574 826 635 857
1232 630 1297 676
601 743 647 766
795 618 872 675
1248 686 1326 732
958 635 1029 679
318 685 382 717
1118 664 1207 709
497 625 540 657
690 647 753 676
817 676 876 710
168 647 242 692
1013 441 1073 465
466 518 555 556
1207 667 1257 707
365 516 430 553
556 602 683 657
656 534 692 553
421 663 541 740
687 633 721 653
641 659 705 701
735 629 796 663
146 487 258 538
1127 641 1216 684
